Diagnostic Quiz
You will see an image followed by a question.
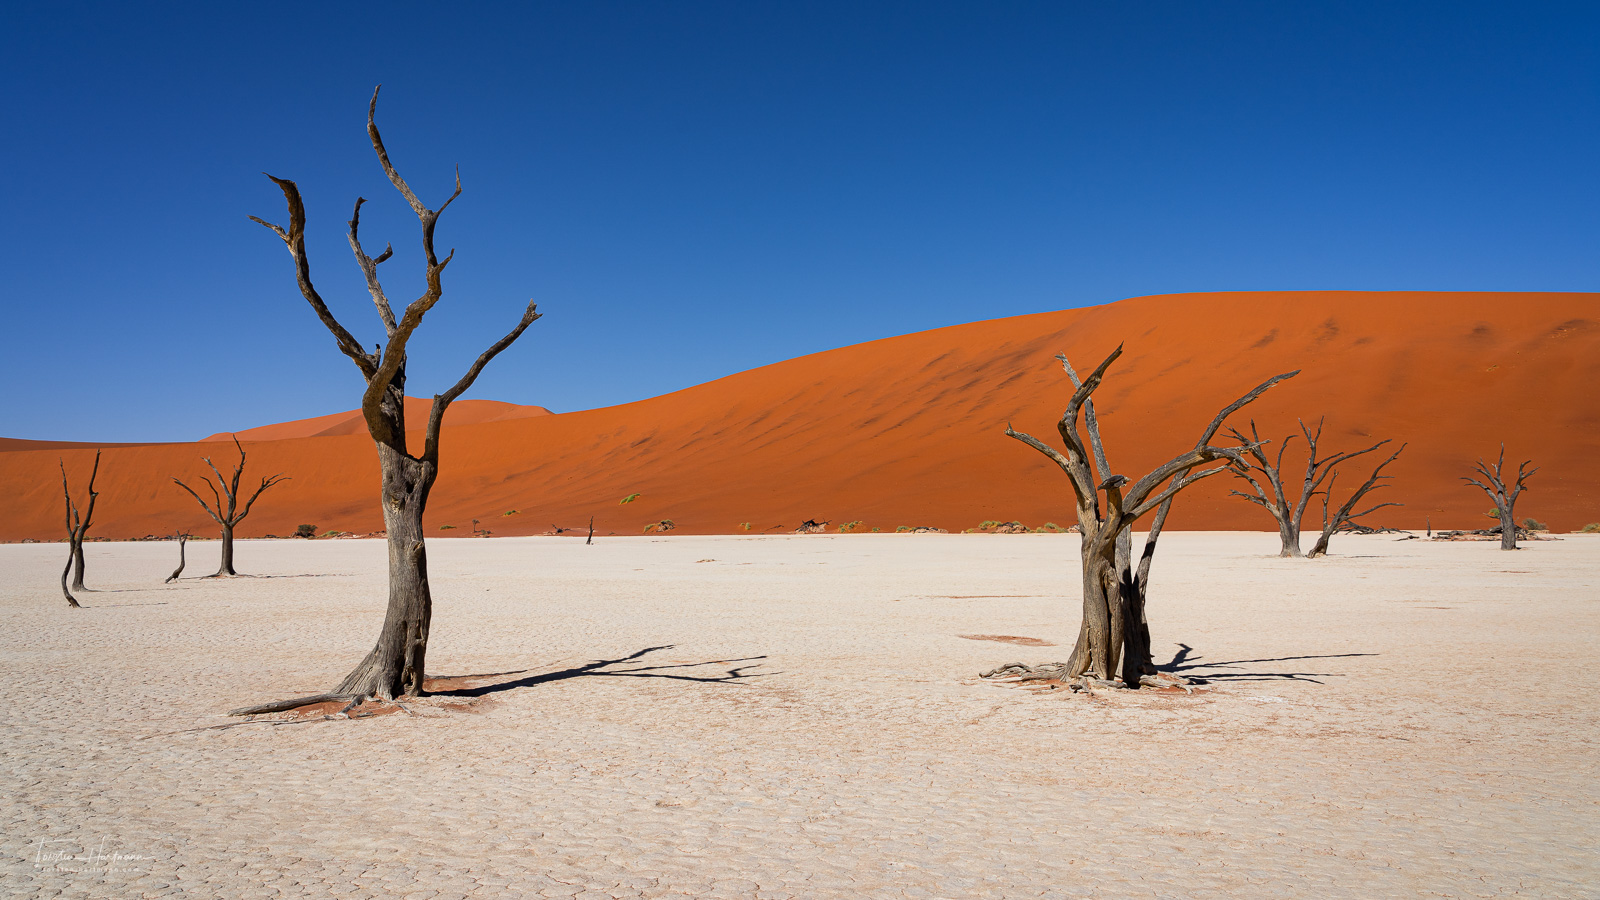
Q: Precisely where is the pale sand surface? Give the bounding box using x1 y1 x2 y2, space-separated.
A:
2 533 1596 899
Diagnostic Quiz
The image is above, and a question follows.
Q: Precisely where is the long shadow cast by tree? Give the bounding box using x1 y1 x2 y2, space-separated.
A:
1155 642 1377 685
428 646 771 698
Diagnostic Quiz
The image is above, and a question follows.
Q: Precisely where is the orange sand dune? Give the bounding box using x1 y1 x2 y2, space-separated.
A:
3 291 1596 542
199 398 551 442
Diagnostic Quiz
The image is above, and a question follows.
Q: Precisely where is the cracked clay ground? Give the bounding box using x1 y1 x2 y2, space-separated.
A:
3 532 1597 899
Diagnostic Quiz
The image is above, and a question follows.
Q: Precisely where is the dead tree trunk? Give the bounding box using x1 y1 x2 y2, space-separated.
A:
1306 443 1406 558
1227 418 1397 558
1463 444 1537 551
230 86 540 715
172 435 287 576
995 346 1296 688
165 532 189 583
58 451 101 607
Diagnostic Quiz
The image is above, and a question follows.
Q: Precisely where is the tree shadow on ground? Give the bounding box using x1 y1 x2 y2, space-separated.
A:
426 645 771 698
1157 643 1377 685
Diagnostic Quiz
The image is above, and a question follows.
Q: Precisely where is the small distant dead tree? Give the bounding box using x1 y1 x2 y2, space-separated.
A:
1305 443 1405 558
1226 418 1402 558
59 450 102 608
165 531 190 583
172 436 288 577
230 86 539 715
992 346 1296 689
1463 445 1537 550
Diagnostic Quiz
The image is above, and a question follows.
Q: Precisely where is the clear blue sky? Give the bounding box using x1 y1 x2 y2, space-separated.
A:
2 2 1595 441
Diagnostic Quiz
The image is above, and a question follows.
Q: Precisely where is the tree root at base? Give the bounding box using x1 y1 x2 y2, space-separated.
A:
228 692 365 716
980 662 1195 694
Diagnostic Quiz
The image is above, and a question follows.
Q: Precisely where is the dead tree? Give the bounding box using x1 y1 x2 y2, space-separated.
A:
58 450 101 607
229 86 539 715
995 346 1296 689
172 436 288 577
1226 418 1397 558
165 532 190 583
1305 443 1405 557
1463 445 1537 550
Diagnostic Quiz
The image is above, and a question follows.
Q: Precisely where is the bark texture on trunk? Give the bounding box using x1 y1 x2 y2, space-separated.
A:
334 447 437 701
217 524 236 576
228 87 539 716
1001 346 1297 687
1464 445 1537 551
70 542 87 592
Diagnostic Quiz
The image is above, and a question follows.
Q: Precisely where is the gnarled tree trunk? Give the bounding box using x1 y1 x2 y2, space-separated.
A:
229 86 539 715
70 541 88 592
59 450 101 608
166 532 189 583
334 448 438 700
996 346 1296 687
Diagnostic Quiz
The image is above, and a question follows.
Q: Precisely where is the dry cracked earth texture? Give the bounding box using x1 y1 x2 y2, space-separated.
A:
2 532 1597 899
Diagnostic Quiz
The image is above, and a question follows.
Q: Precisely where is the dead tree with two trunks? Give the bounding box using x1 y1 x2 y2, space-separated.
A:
59 450 102 608
1226 418 1405 558
172 436 288 577
989 346 1296 689
230 87 540 715
1463 445 1537 550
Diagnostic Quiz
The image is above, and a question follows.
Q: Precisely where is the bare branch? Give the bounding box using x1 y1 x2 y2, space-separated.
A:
1194 370 1299 448
348 197 398 337
1127 459 1234 519
1058 354 1110 486
172 477 224 524
234 474 289 525
255 175 378 378
367 85 427 219
1005 425 1077 476
423 300 542 462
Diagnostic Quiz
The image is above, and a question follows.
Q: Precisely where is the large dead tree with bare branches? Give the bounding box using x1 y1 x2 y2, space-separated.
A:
1226 418 1403 558
230 87 540 715
1463 445 1537 550
989 346 1296 689
59 450 101 608
172 436 287 577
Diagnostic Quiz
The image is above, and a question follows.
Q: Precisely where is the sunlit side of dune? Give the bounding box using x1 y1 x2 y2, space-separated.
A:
2 291 1596 540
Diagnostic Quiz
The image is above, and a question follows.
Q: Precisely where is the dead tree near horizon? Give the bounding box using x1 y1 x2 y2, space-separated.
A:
1305 443 1406 558
165 531 190 583
59 450 101 608
172 436 288 577
992 346 1296 689
229 86 540 716
1226 418 1399 558
1463 445 1537 550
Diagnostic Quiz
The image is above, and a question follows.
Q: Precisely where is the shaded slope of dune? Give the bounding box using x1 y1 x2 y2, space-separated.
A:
3 291 1596 541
